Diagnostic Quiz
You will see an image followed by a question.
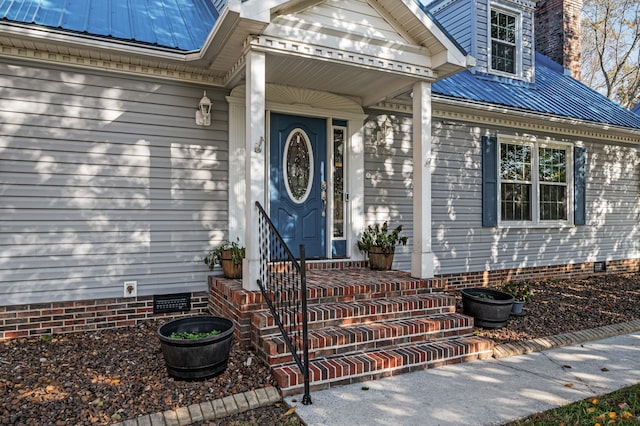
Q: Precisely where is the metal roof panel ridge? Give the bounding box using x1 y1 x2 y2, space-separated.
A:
433 52 640 130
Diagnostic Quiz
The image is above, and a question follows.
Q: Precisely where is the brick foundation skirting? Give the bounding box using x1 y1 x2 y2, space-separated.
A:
0 292 209 341
435 258 640 291
3 258 637 341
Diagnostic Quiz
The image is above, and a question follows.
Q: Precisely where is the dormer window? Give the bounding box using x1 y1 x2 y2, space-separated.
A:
490 9 518 75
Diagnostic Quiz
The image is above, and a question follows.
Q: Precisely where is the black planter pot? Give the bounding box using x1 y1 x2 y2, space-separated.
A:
157 316 234 380
461 288 514 329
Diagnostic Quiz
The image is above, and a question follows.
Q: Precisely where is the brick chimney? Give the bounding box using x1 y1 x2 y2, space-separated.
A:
534 0 582 80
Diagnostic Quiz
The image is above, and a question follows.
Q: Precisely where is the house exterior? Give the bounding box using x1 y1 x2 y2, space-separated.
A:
1 0 640 340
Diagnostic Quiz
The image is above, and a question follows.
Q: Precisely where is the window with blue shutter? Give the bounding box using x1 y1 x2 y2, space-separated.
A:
483 135 584 227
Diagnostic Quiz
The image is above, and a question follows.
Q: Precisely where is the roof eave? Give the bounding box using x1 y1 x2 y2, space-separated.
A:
0 20 196 61
433 94 640 142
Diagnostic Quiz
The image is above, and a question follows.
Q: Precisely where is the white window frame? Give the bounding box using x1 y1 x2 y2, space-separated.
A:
488 4 523 78
498 135 574 228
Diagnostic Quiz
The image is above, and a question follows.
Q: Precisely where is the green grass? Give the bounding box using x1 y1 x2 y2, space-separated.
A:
506 383 640 425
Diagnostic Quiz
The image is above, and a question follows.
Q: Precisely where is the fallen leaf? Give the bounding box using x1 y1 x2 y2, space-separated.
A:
564 383 574 387
563 365 572 369
608 412 617 419
283 406 296 417
618 402 630 410
361 386 370 391
591 398 599 405
601 367 609 372
587 407 596 413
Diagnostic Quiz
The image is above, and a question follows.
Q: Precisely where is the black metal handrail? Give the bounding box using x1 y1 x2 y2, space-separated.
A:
255 202 311 405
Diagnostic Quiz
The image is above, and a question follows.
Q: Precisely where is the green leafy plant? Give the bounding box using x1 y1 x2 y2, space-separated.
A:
501 281 534 303
357 222 408 255
204 238 245 270
478 293 495 300
169 329 221 340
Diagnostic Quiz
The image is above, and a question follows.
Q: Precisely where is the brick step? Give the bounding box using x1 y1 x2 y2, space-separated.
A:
304 269 433 303
272 335 494 396
260 313 474 365
252 293 457 334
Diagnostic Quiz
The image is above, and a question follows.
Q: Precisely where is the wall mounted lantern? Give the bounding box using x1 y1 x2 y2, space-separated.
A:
195 91 212 126
375 117 392 143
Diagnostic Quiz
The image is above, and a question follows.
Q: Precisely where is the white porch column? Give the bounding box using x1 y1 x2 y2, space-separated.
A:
411 81 434 279
243 50 266 291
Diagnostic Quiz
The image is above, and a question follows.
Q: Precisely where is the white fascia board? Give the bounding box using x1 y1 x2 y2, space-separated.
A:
0 7 247 68
0 21 192 62
238 0 324 22
430 50 476 73
184 7 243 63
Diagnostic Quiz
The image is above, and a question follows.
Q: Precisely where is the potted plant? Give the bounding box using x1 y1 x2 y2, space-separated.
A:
461 287 514 329
501 281 534 315
204 239 245 278
157 316 234 379
357 221 408 270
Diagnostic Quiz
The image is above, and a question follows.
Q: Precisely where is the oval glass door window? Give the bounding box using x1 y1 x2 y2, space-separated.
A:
283 129 314 204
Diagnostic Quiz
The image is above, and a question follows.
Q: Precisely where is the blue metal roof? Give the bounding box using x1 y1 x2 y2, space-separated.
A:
0 0 221 51
433 53 640 130
633 103 640 116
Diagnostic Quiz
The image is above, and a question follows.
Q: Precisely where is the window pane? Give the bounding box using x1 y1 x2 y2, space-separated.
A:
540 184 567 220
500 143 531 181
284 131 312 202
501 183 531 221
491 10 516 74
539 147 566 182
492 42 515 73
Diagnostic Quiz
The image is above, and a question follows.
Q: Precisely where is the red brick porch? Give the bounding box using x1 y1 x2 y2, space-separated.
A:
208 258 637 396
208 263 492 396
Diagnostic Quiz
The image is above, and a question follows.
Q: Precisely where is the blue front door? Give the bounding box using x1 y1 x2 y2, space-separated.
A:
270 113 326 258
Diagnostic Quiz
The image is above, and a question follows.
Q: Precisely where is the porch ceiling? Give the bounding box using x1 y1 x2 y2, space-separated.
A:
262 52 423 107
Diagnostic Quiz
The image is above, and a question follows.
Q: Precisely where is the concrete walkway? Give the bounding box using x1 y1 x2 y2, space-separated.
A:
286 330 640 426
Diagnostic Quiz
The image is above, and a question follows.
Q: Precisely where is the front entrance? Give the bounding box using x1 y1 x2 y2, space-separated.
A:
269 113 327 258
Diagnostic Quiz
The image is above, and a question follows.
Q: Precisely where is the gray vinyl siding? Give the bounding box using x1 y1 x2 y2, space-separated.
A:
362 113 414 271
431 120 640 274
474 0 489 72
0 60 229 305
362 113 640 275
429 0 475 53
431 0 535 82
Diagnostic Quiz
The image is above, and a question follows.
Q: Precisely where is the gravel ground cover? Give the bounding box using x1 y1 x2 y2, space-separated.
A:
1 273 639 425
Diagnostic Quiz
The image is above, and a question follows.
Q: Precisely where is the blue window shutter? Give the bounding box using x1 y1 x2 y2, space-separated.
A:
482 136 498 227
574 146 586 225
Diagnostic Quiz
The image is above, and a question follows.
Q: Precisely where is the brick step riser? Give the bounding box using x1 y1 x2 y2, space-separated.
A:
272 337 494 396
262 325 474 366
266 284 433 305
253 304 456 336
